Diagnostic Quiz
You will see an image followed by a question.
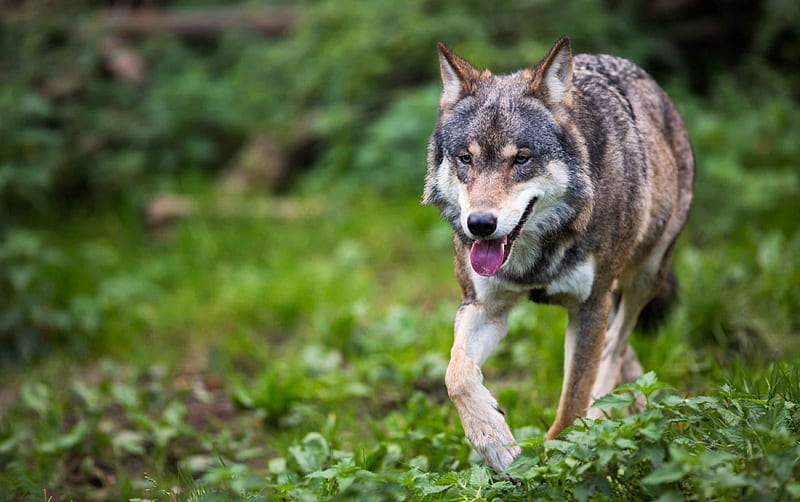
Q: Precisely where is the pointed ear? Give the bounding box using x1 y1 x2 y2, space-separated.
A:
532 37 573 104
437 42 481 109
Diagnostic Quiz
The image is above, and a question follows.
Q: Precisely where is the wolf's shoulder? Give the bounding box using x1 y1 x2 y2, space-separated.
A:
571 54 656 113
573 53 650 82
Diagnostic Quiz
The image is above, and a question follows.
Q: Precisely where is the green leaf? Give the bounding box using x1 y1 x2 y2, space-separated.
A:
232 386 255 408
289 432 330 474
712 470 749 488
421 483 450 496
38 420 90 454
544 439 574 454
642 462 685 484
635 371 674 397
653 491 684 502
268 457 287 475
110 382 140 409
0 435 17 455
697 450 736 469
683 396 718 411
659 394 684 408
306 468 339 479
435 472 459 486
591 392 636 411
408 455 429 471
20 381 51 414
468 464 491 487
112 430 146 456
614 438 637 450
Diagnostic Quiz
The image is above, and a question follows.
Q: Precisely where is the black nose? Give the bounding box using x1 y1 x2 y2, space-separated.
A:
467 212 497 237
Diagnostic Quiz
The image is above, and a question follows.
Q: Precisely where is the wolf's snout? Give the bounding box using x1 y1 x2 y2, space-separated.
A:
467 212 497 237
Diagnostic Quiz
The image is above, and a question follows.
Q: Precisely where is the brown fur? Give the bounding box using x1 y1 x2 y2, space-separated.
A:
423 38 694 470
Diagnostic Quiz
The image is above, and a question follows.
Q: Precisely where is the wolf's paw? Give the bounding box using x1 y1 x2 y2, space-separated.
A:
478 442 522 472
462 408 521 471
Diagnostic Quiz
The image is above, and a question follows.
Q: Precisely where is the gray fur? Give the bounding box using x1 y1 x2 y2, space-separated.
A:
423 38 694 470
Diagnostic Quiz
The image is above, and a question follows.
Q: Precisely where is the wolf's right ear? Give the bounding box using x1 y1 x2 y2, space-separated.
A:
437 43 481 109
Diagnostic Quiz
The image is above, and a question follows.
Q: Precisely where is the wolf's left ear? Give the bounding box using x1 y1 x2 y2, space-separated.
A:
437 42 481 109
532 37 573 104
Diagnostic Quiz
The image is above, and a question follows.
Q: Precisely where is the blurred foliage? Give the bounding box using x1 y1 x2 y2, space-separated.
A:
2 0 797 218
0 230 94 366
2 0 799 362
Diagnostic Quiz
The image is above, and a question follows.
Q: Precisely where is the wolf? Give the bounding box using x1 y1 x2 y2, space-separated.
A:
422 37 694 471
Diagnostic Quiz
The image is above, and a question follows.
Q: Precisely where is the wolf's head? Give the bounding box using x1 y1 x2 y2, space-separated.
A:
423 37 590 278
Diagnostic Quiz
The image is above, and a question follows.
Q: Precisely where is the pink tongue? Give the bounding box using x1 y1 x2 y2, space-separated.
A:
469 236 507 276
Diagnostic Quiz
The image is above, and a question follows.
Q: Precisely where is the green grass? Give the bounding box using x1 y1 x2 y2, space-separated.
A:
1 178 799 500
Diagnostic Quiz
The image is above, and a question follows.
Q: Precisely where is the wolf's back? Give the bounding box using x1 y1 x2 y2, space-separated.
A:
573 53 695 195
572 52 694 328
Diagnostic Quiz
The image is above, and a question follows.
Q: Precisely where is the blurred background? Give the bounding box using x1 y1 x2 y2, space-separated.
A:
1 0 799 499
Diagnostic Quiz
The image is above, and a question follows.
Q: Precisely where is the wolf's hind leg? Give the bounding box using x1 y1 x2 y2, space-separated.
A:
588 287 653 418
619 343 644 385
548 292 611 438
446 301 520 471
604 293 643 388
589 249 674 417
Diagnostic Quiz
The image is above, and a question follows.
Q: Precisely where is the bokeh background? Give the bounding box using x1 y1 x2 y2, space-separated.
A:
1 0 799 500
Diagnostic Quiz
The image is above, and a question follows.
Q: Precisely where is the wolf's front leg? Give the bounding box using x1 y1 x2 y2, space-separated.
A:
446 302 520 471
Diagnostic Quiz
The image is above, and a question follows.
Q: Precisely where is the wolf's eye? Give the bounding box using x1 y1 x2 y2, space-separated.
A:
514 153 531 165
457 153 472 165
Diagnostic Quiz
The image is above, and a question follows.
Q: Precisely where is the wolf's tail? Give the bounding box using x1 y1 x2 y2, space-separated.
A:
636 269 678 335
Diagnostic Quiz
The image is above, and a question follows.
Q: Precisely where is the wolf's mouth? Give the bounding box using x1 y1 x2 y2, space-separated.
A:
469 197 538 276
